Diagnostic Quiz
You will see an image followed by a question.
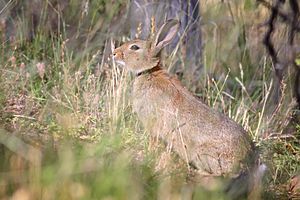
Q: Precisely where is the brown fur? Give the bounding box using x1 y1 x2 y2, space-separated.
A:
113 20 253 176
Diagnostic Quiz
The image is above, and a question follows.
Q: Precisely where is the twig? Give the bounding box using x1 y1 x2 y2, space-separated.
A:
288 0 300 45
262 0 282 65
12 114 36 120
265 133 296 140
0 0 15 16
257 0 300 31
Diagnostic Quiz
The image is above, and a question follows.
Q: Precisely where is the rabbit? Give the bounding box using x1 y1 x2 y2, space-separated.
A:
112 19 254 177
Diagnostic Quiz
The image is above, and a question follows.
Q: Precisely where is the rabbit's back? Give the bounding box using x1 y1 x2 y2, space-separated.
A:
112 19 253 176
133 69 252 175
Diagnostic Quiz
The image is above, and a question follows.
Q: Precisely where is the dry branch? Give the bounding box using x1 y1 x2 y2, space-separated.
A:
258 0 300 111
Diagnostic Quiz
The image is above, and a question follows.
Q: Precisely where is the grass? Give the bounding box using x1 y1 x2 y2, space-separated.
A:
0 0 299 199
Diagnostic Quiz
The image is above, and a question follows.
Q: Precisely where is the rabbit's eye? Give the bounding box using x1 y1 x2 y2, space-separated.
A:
130 45 140 50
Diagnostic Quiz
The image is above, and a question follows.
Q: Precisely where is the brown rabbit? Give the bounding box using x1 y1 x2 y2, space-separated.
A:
112 19 253 177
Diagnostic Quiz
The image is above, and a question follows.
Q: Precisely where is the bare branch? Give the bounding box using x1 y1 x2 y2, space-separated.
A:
288 0 300 44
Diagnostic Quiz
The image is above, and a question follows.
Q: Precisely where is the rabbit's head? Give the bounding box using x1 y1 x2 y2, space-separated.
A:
113 19 179 74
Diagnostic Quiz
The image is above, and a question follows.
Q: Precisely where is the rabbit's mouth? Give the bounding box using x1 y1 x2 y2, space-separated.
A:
114 59 125 66
112 50 125 66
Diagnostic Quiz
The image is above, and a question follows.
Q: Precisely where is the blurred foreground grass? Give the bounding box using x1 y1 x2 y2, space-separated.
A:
0 0 299 199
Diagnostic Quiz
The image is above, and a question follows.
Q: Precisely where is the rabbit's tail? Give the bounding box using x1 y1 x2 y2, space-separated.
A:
225 162 267 200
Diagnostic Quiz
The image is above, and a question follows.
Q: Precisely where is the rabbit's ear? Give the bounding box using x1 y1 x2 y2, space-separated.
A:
151 19 179 56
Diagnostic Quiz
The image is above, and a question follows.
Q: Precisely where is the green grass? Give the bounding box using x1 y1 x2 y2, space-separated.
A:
0 0 299 199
